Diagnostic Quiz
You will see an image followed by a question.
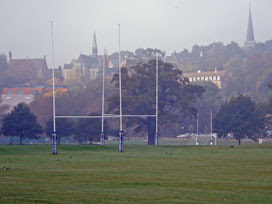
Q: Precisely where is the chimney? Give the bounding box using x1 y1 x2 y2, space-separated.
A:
215 67 217 73
9 52 12 61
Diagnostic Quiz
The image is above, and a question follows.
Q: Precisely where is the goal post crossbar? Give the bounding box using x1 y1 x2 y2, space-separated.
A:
55 115 156 119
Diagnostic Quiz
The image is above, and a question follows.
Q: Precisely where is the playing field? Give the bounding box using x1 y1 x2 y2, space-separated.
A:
1 144 272 203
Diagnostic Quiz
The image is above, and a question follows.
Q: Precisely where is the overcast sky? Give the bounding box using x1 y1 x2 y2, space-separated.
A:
1 0 272 67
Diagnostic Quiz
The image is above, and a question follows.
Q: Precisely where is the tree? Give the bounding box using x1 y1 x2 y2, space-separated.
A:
74 113 107 144
222 52 272 100
0 98 9 123
2 103 43 145
107 59 205 145
45 118 74 144
0 97 9 130
55 66 64 82
194 81 223 133
0 53 8 72
0 53 15 92
214 95 265 145
30 76 115 129
135 48 165 58
180 81 223 134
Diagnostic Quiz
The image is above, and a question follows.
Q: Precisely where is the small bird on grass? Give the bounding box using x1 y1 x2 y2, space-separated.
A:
3 166 9 171
56 158 60 161
69 156 72 159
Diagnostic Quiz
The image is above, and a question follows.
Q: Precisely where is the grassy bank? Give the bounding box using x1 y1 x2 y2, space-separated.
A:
0 144 272 203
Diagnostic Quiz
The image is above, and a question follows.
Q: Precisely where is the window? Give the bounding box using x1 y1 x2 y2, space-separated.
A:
217 76 221 81
189 78 192 82
209 76 212 81
213 76 217 81
7 90 13 95
16 90 24 95
30 90 38 95
205 77 208 81
197 77 200 81
193 77 196 82
201 77 204 81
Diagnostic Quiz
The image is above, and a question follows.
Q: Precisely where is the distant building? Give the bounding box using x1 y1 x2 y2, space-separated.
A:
63 31 103 81
7 53 49 84
244 5 256 49
63 63 73 80
1 94 34 114
1 85 67 113
63 31 129 81
183 68 226 89
92 31 98 56
2 86 67 95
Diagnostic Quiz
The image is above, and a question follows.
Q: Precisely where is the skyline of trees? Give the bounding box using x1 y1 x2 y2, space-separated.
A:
1 40 272 143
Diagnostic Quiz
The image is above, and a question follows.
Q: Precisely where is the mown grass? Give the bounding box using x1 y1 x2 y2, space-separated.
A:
0 144 272 203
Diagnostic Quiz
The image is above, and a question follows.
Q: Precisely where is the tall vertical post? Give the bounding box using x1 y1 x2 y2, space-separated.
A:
118 24 124 152
215 131 217 146
210 110 213 146
212 109 216 146
155 54 159 146
100 50 106 146
51 21 57 154
196 112 199 145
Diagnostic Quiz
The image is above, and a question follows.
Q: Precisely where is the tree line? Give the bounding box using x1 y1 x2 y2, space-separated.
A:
1 102 107 145
1 57 272 145
0 46 272 145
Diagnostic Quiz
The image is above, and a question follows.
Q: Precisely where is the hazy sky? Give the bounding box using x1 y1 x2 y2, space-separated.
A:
1 0 272 67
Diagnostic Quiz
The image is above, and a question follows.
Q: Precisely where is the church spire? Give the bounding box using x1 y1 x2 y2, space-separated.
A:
245 4 256 49
92 30 98 56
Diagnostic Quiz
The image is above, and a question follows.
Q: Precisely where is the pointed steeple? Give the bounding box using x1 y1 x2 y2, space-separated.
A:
245 4 256 49
92 30 98 56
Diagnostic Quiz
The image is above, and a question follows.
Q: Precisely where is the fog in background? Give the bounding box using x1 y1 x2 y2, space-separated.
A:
1 0 272 67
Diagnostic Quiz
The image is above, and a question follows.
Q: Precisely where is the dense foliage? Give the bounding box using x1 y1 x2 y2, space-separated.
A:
214 95 265 145
1 103 43 144
29 77 114 128
180 81 223 134
0 53 15 93
108 59 205 145
223 52 272 100
45 118 74 144
73 113 107 144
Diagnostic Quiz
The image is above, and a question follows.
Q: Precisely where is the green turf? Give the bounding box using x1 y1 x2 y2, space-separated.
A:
0 144 272 204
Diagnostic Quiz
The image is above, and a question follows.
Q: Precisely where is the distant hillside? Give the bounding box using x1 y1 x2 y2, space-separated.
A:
167 41 272 100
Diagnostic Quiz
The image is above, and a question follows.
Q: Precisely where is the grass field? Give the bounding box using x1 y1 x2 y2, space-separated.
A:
0 144 272 204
